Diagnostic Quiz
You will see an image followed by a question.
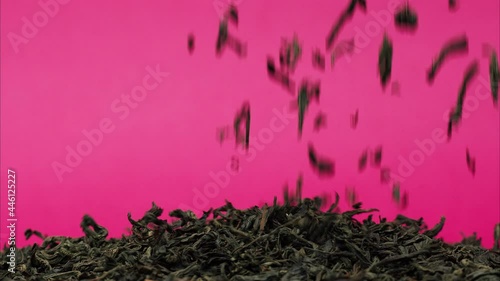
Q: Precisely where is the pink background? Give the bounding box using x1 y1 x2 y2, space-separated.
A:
1 0 499 248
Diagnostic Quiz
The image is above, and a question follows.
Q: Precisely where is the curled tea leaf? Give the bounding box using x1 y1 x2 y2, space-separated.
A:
25 229 46 240
423 217 446 238
313 112 327 132
427 35 468 83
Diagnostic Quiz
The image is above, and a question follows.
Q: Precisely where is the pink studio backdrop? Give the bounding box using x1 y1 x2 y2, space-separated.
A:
1 0 499 248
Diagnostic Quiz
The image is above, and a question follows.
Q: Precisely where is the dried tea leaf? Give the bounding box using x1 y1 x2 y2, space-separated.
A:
280 35 302 73
378 34 393 87
4 196 500 280
447 61 479 139
466 148 476 176
351 109 359 129
345 186 357 207
392 182 401 203
187 34 195 54
326 0 367 50
372 146 383 167
494 223 500 250
490 52 499 105
313 112 327 132
226 4 238 26
216 20 229 54
358 149 369 172
312 49 326 71
266 56 296 94
308 143 335 177
395 4 418 29
427 35 468 83
449 0 457 10
380 167 391 184
233 102 251 150
423 217 446 238
391 81 401 96
298 85 309 139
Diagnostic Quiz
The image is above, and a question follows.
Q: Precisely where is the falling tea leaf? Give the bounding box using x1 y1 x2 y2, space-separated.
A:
490 52 499 105
216 126 232 145
233 102 251 150
380 167 391 184
372 146 383 167
400 191 409 210
280 35 302 73
216 20 229 54
226 4 238 26
266 56 295 94
358 149 369 172
345 185 357 207
216 19 246 58
378 34 393 87
447 61 479 139
351 109 359 129
326 0 366 50
466 148 476 176
313 112 327 132
308 143 335 177
392 182 408 210
394 3 418 29
296 80 321 138
188 34 195 54
312 49 326 71
392 182 401 202
427 35 468 83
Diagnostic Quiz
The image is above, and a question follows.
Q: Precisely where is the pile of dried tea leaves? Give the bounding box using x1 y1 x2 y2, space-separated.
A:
1 196 499 281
